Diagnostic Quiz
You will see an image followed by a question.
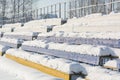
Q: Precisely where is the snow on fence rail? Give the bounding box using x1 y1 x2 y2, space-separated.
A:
5 49 87 80
0 38 23 48
21 40 118 65
0 57 63 80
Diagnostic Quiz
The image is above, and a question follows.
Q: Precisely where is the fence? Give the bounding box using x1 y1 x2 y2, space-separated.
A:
1 0 120 25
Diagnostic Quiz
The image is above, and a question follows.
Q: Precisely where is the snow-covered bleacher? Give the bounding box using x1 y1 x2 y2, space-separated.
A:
0 23 22 32
0 12 120 80
53 13 120 32
0 38 23 48
37 32 120 48
5 49 87 80
14 18 61 33
3 32 39 40
21 40 118 65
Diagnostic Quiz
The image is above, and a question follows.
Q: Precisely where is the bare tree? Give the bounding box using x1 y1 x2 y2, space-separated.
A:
0 0 7 24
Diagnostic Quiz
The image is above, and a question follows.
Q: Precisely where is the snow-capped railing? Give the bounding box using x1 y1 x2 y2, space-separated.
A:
6 49 87 80
0 38 23 48
21 41 118 65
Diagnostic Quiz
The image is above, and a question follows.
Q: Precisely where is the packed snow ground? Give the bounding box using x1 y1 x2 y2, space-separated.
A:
0 57 63 80
0 69 21 80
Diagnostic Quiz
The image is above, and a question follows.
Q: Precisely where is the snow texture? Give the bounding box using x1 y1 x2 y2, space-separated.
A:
0 57 62 80
6 49 87 75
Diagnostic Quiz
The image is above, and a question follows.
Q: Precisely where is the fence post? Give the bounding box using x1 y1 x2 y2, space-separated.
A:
64 2 67 19
59 3 61 18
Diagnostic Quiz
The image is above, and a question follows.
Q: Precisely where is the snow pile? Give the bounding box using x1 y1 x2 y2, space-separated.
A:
0 37 23 44
48 42 116 56
104 59 120 70
6 49 87 75
22 40 48 48
80 63 120 80
0 57 62 80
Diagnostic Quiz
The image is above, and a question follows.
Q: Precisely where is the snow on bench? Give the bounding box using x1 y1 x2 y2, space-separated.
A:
0 45 10 56
0 57 63 80
53 13 120 32
0 27 14 32
0 37 23 48
14 26 49 33
0 23 22 32
37 32 120 48
5 49 87 80
2 23 22 28
14 18 61 33
21 40 118 65
3 32 39 40
80 63 120 80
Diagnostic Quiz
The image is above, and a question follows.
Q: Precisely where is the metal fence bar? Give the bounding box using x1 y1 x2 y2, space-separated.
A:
1 0 120 24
